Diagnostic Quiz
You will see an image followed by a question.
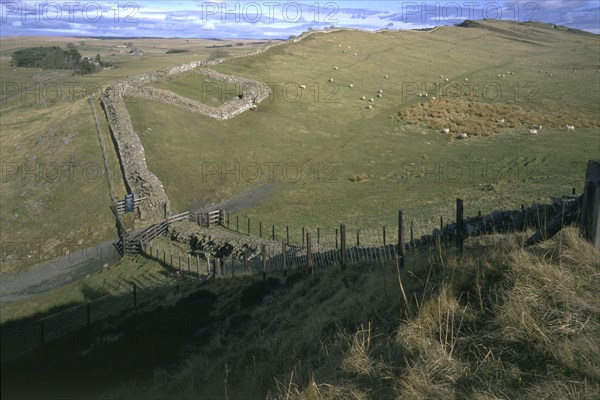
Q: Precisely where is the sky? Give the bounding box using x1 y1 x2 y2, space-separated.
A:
1 0 599 38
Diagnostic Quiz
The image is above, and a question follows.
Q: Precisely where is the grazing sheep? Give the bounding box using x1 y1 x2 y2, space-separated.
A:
385 75 389 79
465 78 469 81
442 128 450 134
431 97 436 100
354 53 357 56
566 125 575 131
440 75 444 78
328 78 334 83
499 118 505 123
528 129 538 135
418 93 423 97
424 93 428 97
339 44 342 47
434 82 439 85
367 105 373 109
445 78 449 82
369 98 374 102
532 124 542 130
377 93 382 98
250 104 257 110
498 74 502 77
347 45 351 49
334 66 338 70
360 96 366 100
377 89 383 94
458 133 468 139
348 84 354 88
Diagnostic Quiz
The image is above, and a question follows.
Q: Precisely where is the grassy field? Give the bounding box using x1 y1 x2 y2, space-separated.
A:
33 227 594 399
0 37 270 274
125 21 599 238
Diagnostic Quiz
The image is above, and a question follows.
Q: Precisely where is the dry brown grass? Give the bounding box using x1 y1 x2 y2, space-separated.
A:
395 98 600 136
105 227 600 400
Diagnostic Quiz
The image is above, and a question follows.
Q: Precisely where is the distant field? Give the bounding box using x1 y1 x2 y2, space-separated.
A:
127 21 600 236
0 37 270 274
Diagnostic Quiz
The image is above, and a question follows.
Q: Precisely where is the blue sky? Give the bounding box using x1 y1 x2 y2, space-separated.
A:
1 0 598 38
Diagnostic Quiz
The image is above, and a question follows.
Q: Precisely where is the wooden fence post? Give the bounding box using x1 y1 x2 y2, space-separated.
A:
383 226 386 247
231 253 235 278
307 232 313 276
283 243 288 276
272 225 275 241
248 218 251 235
456 198 464 255
286 226 289 245
259 222 263 238
335 228 339 249
301 227 305 249
580 160 600 249
261 244 267 281
356 229 360 247
317 228 320 249
133 283 137 309
398 210 405 268
196 255 200 275
236 215 239 232
340 224 347 271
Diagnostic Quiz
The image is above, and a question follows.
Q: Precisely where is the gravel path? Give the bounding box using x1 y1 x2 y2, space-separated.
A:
0 239 121 303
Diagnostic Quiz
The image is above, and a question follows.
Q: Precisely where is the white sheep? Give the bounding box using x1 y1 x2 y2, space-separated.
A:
377 93 382 98
384 75 389 79
334 66 338 70
348 84 354 88
442 128 450 134
299 84 307 89
367 105 373 109
459 133 468 139
434 82 439 85
369 98 374 102
360 96 366 100
528 129 538 135
465 78 469 81
354 53 357 56
431 96 436 100
328 78 334 83
499 118 505 123
566 125 575 131
250 104 257 110
445 78 449 82
532 124 542 130
424 93 428 97
440 75 444 78
377 89 383 94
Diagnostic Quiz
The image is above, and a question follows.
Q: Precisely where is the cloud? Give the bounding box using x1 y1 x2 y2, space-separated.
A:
0 0 598 38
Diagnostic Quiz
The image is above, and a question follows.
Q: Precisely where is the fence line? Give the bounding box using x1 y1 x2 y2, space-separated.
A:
2 190 586 363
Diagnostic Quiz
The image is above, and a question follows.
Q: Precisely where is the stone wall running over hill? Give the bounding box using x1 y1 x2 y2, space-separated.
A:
98 32 323 229
133 69 271 120
101 87 171 224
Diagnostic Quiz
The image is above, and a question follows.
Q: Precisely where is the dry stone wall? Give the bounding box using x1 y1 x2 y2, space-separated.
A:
99 32 324 228
101 87 171 224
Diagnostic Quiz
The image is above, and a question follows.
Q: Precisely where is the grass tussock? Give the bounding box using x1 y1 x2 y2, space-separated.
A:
105 227 600 399
395 98 600 136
